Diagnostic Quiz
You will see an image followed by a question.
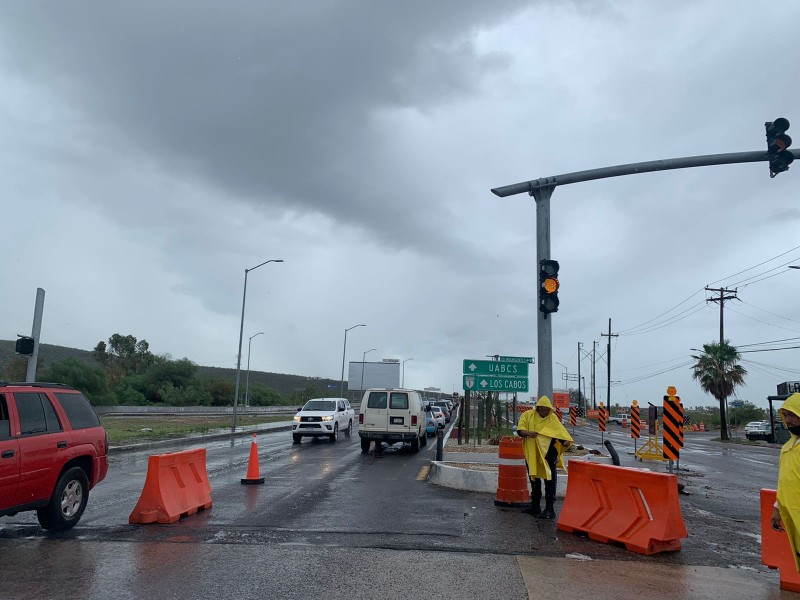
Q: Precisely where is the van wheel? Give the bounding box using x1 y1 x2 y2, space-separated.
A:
330 423 338 442
37 467 89 532
360 438 371 453
411 435 420 453
344 420 353 438
420 431 427 447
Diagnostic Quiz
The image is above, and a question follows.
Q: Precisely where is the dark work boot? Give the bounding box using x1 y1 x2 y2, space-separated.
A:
538 486 556 519
524 479 542 516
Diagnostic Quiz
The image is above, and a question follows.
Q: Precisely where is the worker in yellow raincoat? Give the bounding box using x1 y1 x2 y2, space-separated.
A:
517 396 573 519
771 392 800 571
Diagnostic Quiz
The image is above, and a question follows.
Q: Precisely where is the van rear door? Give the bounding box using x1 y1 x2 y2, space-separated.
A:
363 391 389 433
387 392 411 436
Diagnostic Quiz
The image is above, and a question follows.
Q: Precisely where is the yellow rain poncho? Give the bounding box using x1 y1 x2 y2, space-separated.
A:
778 392 800 571
518 396 573 480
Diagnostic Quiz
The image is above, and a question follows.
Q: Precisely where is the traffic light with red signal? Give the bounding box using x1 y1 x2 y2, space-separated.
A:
539 259 560 317
765 118 794 178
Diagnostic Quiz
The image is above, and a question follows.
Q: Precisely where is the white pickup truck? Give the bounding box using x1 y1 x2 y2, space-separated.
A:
292 397 355 443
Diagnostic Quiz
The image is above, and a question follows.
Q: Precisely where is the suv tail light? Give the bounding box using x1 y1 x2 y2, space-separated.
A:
411 415 418 426
359 414 364 424
104 431 109 455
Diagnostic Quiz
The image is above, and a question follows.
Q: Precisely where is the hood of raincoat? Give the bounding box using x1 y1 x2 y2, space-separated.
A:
529 396 573 442
781 393 800 422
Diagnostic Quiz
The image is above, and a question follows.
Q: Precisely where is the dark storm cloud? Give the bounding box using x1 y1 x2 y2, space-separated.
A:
0 1 528 257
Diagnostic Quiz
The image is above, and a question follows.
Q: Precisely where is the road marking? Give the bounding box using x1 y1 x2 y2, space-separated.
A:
416 465 431 480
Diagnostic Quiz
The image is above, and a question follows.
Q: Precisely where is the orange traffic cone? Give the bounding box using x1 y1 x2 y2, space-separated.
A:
699 421 705 432
622 416 629 428
241 433 265 485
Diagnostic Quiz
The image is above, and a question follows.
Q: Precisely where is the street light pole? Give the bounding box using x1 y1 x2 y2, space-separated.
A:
340 324 366 398
244 332 264 410
402 358 414 388
360 348 377 397
232 259 283 434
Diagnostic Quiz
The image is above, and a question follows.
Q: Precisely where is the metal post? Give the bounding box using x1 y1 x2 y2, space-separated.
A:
232 259 283 434
360 348 376 397
25 288 45 383
436 429 444 461
340 324 365 398
533 185 554 402
244 332 263 410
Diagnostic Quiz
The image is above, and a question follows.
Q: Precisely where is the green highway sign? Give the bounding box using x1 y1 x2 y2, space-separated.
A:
463 359 529 377
498 356 534 363
463 374 529 393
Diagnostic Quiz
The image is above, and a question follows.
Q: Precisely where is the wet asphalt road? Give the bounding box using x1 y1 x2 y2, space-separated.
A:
0 423 786 598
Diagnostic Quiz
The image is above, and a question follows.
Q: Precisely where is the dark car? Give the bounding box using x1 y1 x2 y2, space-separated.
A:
0 382 109 531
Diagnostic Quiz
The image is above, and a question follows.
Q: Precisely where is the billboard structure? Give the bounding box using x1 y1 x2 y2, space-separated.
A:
348 361 400 397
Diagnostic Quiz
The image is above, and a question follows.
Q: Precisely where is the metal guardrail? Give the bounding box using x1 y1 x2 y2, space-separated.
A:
95 404 361 416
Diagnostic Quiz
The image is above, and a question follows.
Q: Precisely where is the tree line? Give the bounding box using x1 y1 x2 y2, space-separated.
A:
3 333 330 407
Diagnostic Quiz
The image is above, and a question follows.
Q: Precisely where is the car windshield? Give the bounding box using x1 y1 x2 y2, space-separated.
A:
303 400 336 411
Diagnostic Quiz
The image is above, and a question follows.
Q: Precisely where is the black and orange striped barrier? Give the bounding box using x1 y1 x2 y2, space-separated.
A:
129 448 213 524
557 461 688 555
569 405 577 427
662 386 684 462
630 401 641 440
494 436 530 508
760 488 800 592
598 402 607 432
555 407 563 422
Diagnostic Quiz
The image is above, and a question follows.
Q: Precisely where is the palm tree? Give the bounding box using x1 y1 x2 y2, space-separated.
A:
691 340 747 442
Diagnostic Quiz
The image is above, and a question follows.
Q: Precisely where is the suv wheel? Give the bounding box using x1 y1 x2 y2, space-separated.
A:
360 438 371 453
37 467 89 532
292 434 302 444
344 420 353 438
329 423 338 442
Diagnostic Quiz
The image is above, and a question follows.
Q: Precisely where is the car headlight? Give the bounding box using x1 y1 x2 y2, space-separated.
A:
322 415 334 421
293 415 301 422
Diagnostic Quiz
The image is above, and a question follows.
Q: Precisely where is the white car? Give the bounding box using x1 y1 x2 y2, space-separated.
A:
744 420 771 441
292 398 354 443
427 405 445 429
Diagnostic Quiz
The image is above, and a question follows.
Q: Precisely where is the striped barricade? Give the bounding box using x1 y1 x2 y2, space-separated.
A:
494 436 530 508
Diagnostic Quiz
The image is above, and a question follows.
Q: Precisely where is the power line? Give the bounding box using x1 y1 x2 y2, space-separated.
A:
726 306 800 335
619 302 709 336
738 300 800 326
707 243 800 286
738 336 800 348
617 288 704 334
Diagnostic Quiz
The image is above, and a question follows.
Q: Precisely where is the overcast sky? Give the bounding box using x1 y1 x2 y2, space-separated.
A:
2 1 799 409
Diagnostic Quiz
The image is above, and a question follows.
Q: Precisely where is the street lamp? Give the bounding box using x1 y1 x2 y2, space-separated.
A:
244 332 264 410
232 259 283 433
402 358 414 388
340 324 366 398
555 361 568 384
360 348 377 397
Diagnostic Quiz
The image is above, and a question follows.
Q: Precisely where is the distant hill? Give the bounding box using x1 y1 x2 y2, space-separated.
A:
0 339 343 395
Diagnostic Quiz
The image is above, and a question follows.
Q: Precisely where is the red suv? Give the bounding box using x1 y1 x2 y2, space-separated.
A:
0 382 109 531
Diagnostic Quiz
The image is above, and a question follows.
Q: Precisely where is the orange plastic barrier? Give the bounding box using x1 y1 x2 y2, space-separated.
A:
129 448 213 524
622 416 629 429
494 436 530 508
699 421 705 432
241 433 265 484
760 488 800 592
557 461 687 555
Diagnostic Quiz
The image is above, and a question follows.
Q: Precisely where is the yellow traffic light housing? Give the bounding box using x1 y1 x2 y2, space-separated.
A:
539 259 560 317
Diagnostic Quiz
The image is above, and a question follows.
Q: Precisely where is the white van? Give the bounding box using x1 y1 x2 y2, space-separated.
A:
358 388 427 453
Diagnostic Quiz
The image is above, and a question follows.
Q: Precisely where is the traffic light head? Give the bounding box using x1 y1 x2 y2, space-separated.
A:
15 335 34 355
766 118 794 178
538 259 560 316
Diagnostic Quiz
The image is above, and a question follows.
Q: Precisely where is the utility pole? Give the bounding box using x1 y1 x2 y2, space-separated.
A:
577 342 583 413
705 286 738 442
600 319 618 411
592 341 598 410
704 287 738 345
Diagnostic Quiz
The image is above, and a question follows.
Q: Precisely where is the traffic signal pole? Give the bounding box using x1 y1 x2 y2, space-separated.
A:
492 142 799 411
533 185 554 402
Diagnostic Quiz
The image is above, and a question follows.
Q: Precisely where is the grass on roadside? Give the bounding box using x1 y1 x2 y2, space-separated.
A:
100 415 291 445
